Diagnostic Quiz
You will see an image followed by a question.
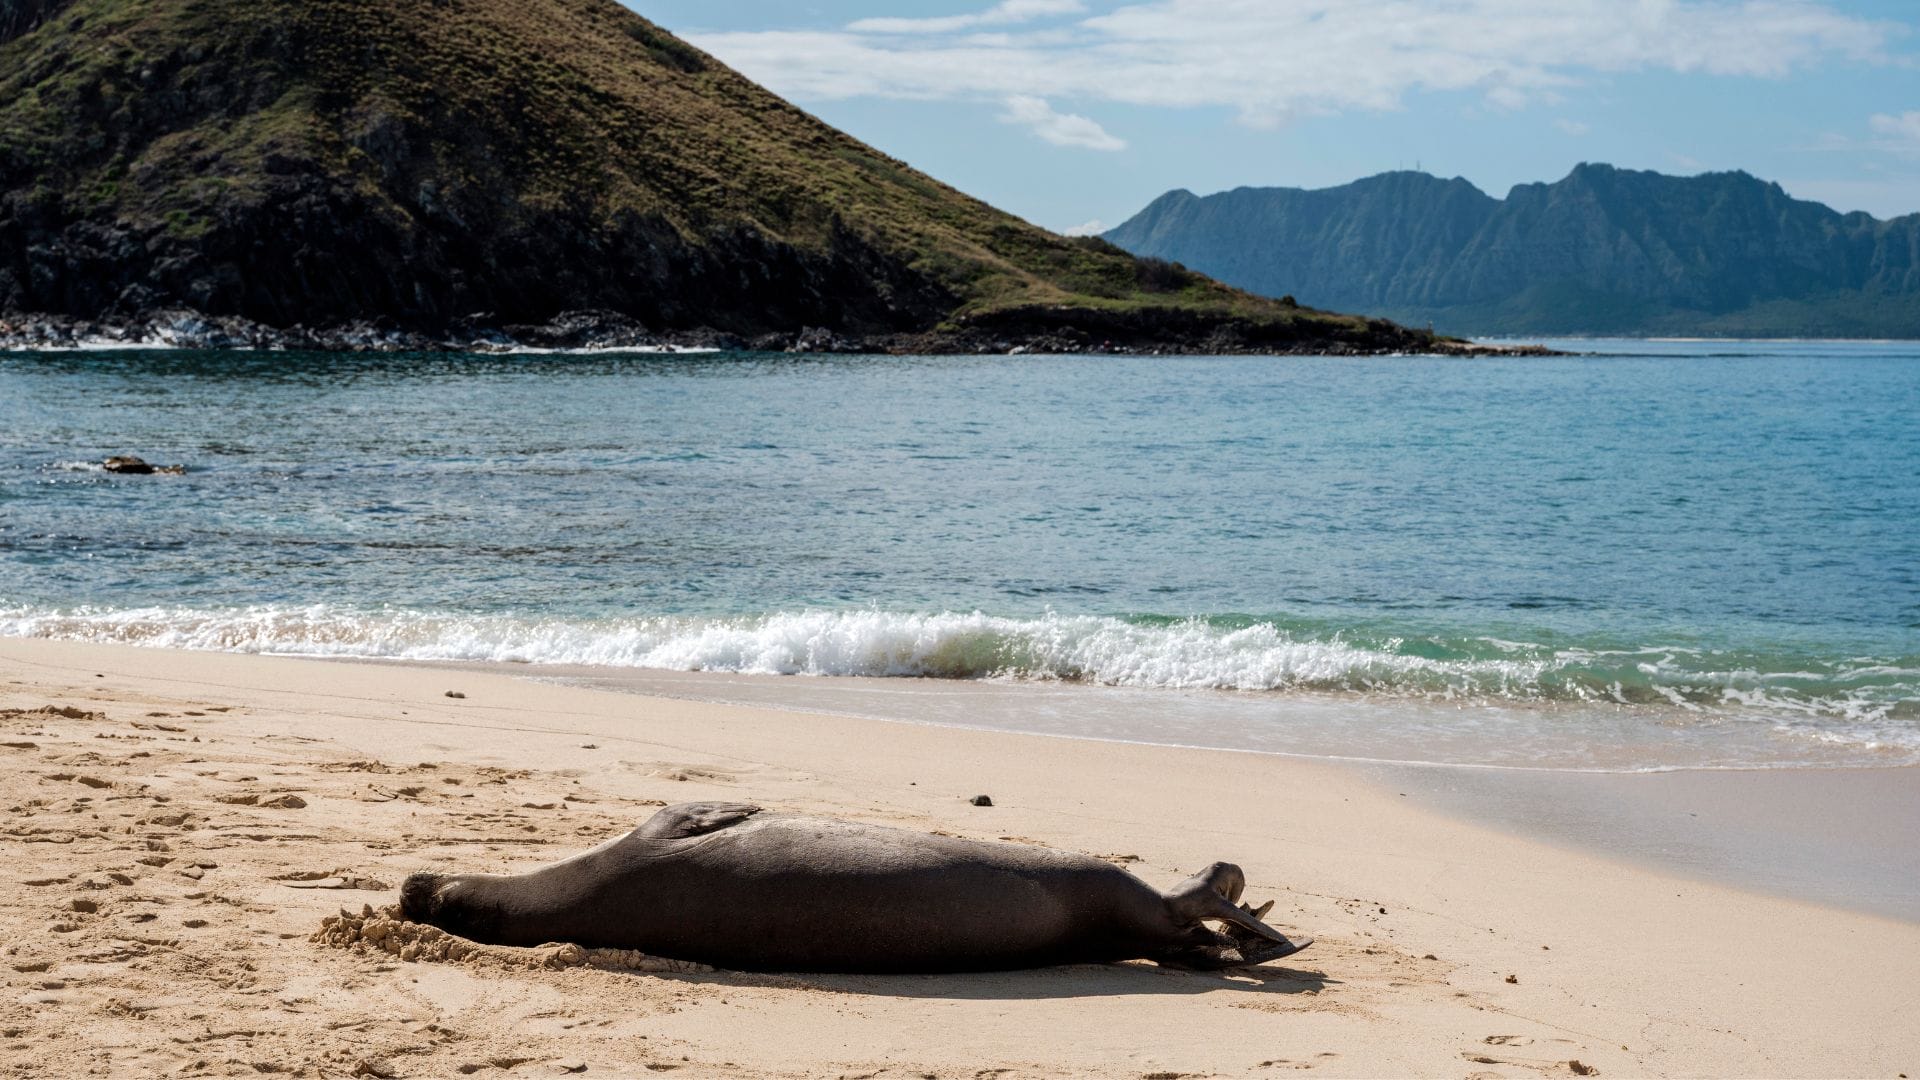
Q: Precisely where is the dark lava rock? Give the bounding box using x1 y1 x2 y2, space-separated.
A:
501 309 656 351
969 794 993 807
787 326 866 354
103 455 184 476
0 306 1546 358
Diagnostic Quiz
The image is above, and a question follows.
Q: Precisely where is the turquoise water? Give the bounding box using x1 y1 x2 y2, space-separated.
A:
2 339 1916 769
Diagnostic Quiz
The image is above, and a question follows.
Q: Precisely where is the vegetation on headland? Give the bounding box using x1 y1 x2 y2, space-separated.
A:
0 0 1469 353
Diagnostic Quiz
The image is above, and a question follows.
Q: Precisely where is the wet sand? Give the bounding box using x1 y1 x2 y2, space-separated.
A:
1376 761 1920 923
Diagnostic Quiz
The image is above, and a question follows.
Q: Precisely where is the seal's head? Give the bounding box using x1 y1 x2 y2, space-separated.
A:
400 872 508 942
400 872 445 924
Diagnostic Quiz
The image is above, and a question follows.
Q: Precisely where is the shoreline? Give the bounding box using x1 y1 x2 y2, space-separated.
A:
0 307 1549 357
3 637 1917 1077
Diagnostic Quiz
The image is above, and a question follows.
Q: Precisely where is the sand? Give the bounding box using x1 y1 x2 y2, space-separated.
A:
1 638 1915 1079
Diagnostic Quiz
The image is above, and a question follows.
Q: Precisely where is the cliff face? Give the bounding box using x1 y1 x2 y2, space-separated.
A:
1107 166 1920 336
0 0 1415 352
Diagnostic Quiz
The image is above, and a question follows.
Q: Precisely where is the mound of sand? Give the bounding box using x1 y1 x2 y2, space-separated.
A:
312 905 714 975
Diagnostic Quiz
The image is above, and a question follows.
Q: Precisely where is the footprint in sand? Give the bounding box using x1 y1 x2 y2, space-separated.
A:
215 791 306 808
637 762 741 784
274 870 391 891
1464 1049 1598 1076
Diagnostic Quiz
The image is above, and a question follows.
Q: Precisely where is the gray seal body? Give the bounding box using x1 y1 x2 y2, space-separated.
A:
401 802 1311 973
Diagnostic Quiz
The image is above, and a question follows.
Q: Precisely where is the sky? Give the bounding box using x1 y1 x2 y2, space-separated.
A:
625 1 1920 234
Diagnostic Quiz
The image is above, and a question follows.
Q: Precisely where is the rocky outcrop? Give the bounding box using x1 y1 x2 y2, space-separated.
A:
1107 166 1920 337
3 305 1516 356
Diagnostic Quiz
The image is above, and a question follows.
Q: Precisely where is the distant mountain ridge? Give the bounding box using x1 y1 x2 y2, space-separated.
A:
1105 165 1920 337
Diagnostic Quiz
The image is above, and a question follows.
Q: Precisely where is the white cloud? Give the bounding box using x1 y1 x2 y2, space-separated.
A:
1869 110 1920 152
1000 95 1127 150
1060 219 1110 236
1777 176 1920 218
1799 112 1920 158
1484 86 1532 112
850 0 1086 35
691 1 1901 130
1554 118 1592 136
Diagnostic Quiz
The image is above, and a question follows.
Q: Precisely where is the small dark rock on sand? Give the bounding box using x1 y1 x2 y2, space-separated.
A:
970 794 994 807
444 690 466 699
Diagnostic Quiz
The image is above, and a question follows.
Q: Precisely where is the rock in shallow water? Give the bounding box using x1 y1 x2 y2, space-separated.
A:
102 456 185 476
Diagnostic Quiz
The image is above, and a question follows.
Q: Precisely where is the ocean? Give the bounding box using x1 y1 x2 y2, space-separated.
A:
3 338 1916 772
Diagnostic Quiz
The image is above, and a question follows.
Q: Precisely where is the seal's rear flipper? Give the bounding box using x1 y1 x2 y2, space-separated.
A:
1157 929 1313 970
1230 930 1313 965
1220 897 1311 965
1165 862 1293 945
1162 863 1313 968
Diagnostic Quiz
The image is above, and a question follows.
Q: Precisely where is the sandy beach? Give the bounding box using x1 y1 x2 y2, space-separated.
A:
3 637 1917 1079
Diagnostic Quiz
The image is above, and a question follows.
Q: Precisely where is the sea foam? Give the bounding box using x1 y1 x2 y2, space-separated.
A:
0 604 1568 689
0 604 1911 725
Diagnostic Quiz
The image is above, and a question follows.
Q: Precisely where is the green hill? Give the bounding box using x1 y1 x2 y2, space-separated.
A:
0 0 1438 352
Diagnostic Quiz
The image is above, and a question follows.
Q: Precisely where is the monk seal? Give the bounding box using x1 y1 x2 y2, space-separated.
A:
400 801 1312 973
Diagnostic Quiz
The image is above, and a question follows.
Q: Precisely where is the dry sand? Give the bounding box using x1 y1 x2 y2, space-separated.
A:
1 637 1915 1078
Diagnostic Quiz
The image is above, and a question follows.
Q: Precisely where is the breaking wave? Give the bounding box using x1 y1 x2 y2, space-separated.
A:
2 604 1914 728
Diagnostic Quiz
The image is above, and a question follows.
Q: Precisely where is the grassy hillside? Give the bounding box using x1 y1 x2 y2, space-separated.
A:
0 0 1398 347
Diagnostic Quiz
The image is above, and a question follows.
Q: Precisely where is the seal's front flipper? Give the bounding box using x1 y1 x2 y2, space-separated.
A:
636 802 764 839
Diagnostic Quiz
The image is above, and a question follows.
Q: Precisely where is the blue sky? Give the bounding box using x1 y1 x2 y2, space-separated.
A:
626 1 1920 233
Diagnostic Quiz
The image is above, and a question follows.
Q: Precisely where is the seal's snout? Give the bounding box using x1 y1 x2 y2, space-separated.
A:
400 872 443 923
